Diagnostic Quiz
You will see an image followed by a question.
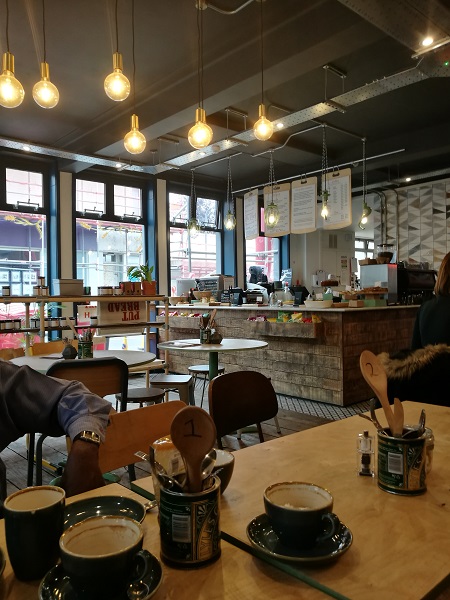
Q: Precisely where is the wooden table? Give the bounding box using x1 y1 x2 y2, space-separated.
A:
157 338 268 379
0 484 328 600
10 349 156 374
131 401 450 600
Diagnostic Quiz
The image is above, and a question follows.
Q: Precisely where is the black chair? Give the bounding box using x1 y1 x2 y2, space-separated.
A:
208 370 279 449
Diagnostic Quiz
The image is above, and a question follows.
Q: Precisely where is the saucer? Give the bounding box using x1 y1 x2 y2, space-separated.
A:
64 496 146 529
38 550 162 600
246 513 352 564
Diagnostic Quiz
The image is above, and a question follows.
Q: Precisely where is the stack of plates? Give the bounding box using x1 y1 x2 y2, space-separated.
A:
303 300 333 309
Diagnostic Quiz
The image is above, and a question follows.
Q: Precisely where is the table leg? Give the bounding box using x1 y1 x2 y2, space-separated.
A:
209 352 219 380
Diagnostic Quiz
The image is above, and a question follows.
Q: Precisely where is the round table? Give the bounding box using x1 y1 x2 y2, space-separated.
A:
10 349 156 374
157 338 268 380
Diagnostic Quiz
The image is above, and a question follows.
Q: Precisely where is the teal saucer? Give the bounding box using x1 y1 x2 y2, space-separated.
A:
38 550 162 600
64 496 146 530
247 513 352 564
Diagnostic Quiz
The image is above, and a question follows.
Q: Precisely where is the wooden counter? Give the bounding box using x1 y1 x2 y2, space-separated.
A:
157 305 418 406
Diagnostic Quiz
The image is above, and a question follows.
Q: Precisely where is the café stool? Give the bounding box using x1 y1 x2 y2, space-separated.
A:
149 373 195 405
114 387 165 411
188 364 225 408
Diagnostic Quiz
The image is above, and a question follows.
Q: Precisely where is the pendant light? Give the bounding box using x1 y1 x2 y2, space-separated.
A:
264 151 279 228
104 0 130 101
253 0 273 141
124 0 146 154
187 170 201 237
188 3 213 149
32 0 59 109
0 0 24 108
224 157 236 230
320 126 329 220
359 138 372 229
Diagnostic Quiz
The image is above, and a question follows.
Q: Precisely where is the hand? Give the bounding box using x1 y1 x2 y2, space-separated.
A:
60 439 105 497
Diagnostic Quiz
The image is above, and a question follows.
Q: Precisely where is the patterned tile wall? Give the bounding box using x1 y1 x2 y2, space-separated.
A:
373 178 450 270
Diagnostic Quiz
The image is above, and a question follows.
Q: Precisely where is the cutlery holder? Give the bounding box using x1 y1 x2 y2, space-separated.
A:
377 430 427 495
159 476 221 567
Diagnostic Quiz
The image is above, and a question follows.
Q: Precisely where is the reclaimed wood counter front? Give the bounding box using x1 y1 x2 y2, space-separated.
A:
157 305 418 406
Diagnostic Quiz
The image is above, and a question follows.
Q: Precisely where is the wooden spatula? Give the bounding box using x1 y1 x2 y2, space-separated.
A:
170 406 217 493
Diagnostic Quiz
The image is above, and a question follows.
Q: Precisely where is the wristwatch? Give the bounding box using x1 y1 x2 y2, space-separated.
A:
73 431 101 446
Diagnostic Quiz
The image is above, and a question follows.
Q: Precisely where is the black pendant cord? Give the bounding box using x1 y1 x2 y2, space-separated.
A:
131 0 136 111
196 6 204 109
190 170 196 220
226 157 233 213
362 137 367 204
321 126 329 197
5 0 10 52
259 0 264 105
41 0 47 63
114 0 119 53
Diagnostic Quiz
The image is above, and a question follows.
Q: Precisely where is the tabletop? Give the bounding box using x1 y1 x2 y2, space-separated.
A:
131 401 450 600
158 338 268 379
10 349 156 373
0 484 328 600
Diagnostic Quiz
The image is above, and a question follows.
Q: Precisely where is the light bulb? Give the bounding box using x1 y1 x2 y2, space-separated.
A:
224 210 236 230
264 200 279 227
124 114 146 154
104 52 130 101
188 107 213 149
33 62 59 109
187 217 200 237
253 104 273 141
321 202 329 220
0 52 24 108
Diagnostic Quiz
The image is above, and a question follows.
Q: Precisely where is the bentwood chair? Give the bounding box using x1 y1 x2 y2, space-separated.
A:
28 357 129 486
30 340 78 355
208 370 280 449
0 347 25 360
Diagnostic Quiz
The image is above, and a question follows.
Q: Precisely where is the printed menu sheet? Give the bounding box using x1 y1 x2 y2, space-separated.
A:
244 189 259 240
263 183 290 237
291 177 317 234
323 168 352 230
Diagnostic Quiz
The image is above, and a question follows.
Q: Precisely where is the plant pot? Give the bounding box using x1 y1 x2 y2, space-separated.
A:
141 280 157 296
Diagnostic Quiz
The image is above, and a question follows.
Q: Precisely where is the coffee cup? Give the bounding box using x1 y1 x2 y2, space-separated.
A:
59 515 149 598
264 481 340 548
4 485 65 580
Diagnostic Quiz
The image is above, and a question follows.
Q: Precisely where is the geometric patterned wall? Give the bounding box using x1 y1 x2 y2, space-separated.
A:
372 178 450 271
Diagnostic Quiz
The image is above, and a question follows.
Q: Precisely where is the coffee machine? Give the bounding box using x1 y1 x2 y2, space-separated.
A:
360 263 436 305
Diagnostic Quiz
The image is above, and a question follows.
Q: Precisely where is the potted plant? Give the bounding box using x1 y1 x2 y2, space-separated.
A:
127 263 157 296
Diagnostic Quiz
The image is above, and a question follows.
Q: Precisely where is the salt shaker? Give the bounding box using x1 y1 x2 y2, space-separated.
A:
357 430 374 477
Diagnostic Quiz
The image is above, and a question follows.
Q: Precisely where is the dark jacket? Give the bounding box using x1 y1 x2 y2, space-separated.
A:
411 295 450 349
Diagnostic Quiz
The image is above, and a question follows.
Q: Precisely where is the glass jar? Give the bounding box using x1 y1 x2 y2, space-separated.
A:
2 285 11 296
376 243 394 263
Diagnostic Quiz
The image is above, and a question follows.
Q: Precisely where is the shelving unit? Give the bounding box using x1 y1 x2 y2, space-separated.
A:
0 294 170 356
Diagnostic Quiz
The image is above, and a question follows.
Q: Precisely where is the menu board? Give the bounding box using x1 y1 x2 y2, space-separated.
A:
244 189 259 240
323 168 352 230
263 183 290 237
291 177 317 234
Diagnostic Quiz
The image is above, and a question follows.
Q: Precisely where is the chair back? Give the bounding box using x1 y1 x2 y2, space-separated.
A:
46 357 128 401
31 340 78 355
98 400 186 473
208 370 279 447
0 347 25 360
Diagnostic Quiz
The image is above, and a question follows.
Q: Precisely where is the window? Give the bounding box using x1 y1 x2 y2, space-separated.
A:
114 184 142 218
75 176 147 293
76 180 105 214
6 168 43 209
168 191 221 295
354 238 374 279
245 236 279 284
76 218 144 293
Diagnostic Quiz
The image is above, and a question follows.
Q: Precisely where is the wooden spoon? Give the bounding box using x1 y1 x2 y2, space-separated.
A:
170 406 217 493
360 350 395 434
393 397 404 438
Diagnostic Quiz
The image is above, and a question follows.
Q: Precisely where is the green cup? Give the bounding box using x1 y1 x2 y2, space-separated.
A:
4 485 65 581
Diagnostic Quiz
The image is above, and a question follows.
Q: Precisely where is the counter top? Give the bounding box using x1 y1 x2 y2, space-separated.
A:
160 303 419 312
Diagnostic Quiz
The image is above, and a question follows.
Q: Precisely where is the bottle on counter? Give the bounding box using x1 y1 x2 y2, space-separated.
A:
283 281 293 303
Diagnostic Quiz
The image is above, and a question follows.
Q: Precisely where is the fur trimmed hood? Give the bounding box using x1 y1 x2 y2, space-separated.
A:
378 344 450 379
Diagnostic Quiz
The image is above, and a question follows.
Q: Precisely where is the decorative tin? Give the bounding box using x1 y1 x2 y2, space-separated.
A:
159 476 221 567
78 341 93 359
377 430 426 495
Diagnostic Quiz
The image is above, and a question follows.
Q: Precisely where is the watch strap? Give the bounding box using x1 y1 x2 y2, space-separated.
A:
73 431 101 446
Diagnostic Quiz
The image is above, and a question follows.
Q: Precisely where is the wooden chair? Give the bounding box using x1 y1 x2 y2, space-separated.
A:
208 370 280 449
29 357 129 486
98 400 186 478
30 339 78 355
0 347 25 360
188 363 225 408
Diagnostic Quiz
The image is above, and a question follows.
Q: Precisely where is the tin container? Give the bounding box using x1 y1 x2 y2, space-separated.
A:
377 430 426 495
37 276 46 286
159 476 221 568
78 341 93 359
199 328 211 344
2 286 11 296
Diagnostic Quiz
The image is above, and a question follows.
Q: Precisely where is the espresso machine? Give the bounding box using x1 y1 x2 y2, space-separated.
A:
360 263 436 305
